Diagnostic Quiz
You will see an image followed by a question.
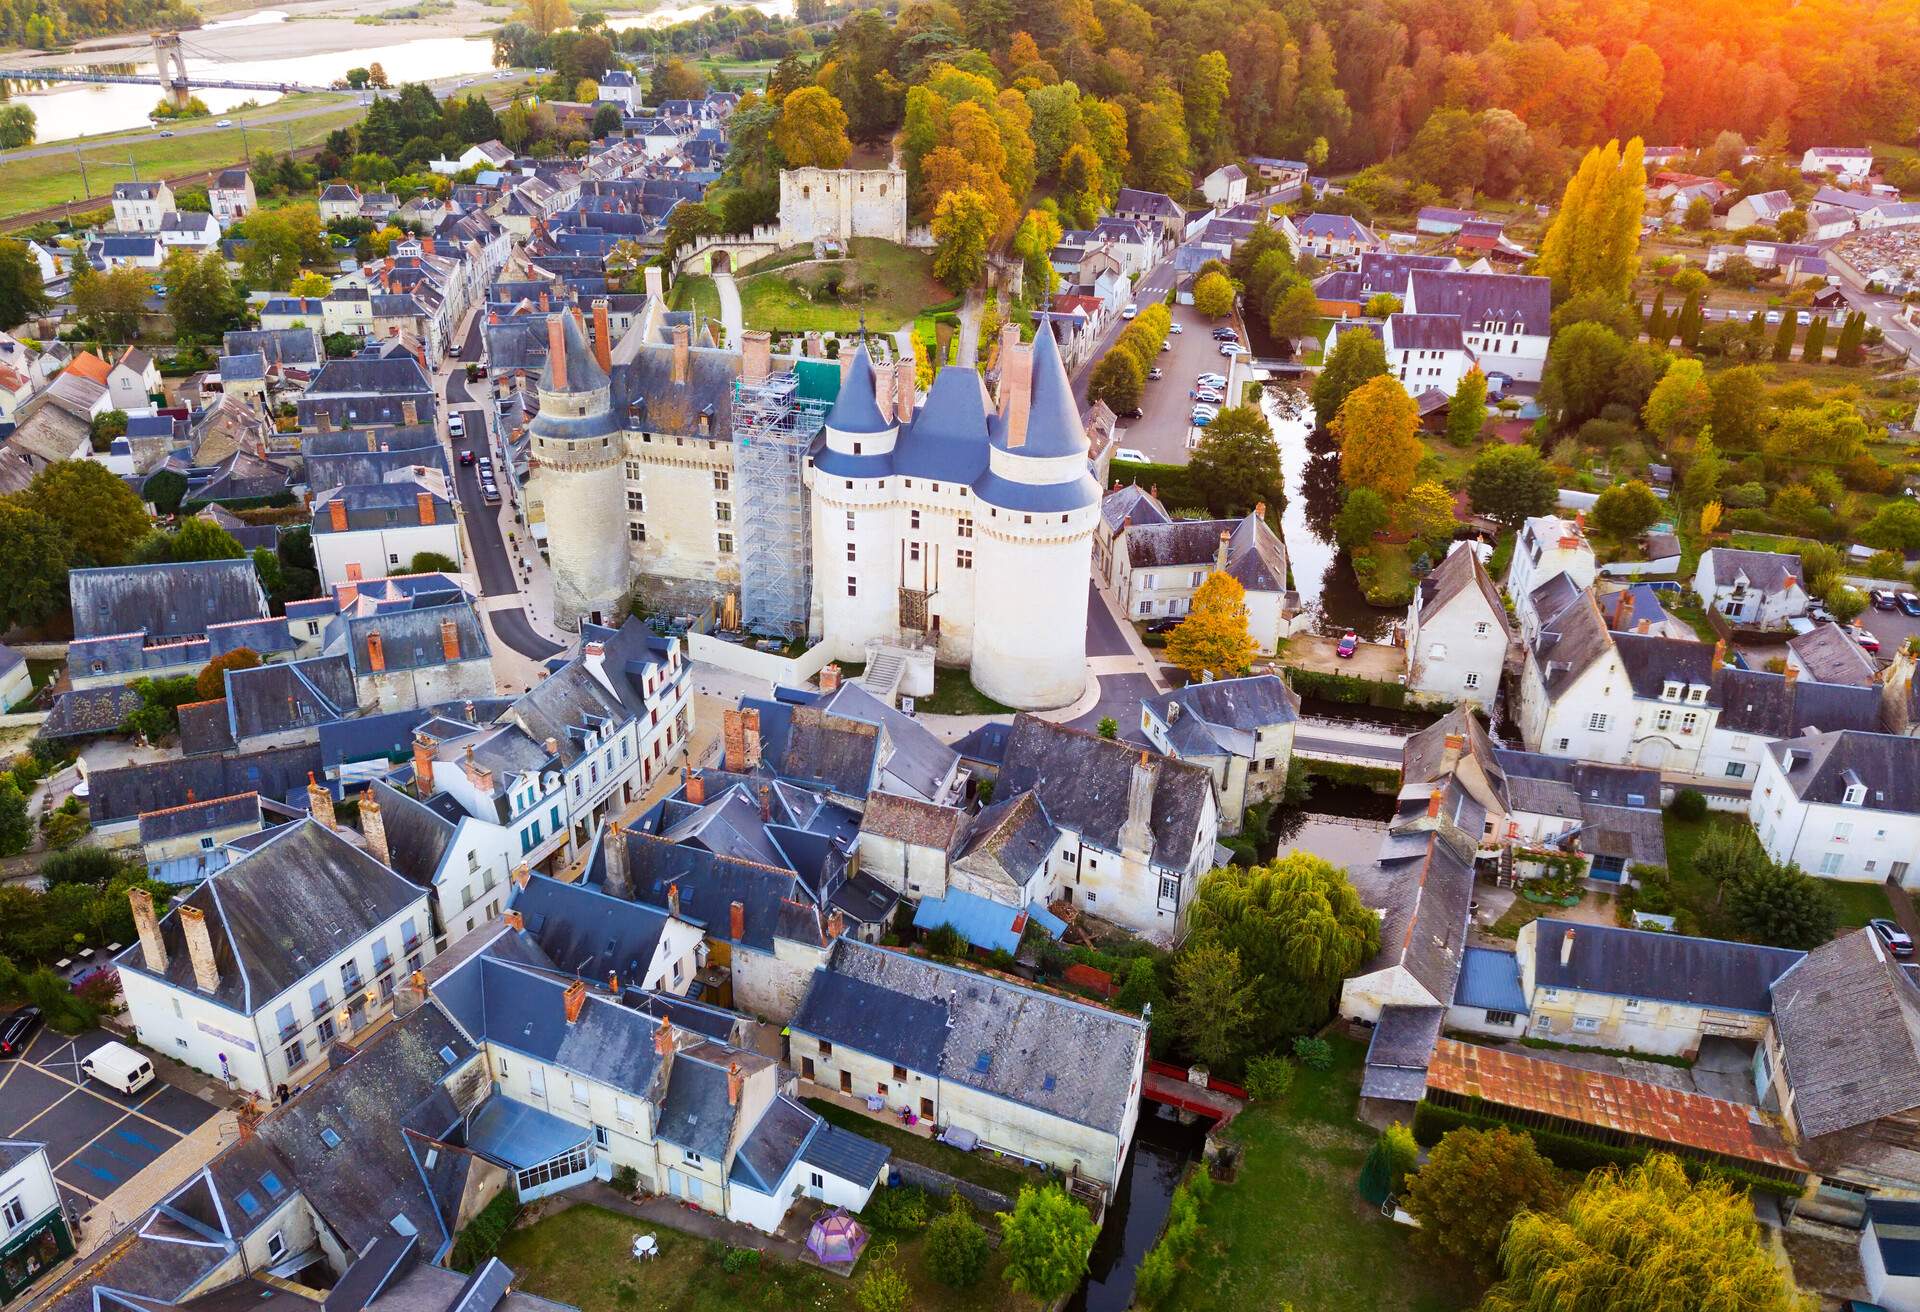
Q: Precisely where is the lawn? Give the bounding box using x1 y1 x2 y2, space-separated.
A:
737 238 946 333
1351 542 1417 606
495 1201 1041 1312
804 1096 1035 1195
669 273 721 326
914 667 1015 717
1163 1038 1480 1312
1 97 366 225
1661 811 1895 937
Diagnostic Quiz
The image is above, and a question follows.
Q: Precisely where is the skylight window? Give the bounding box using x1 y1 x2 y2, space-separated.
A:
259 1172 284 1198
440 1046 458 1066
320 1127 343 1149
974 1051 992 1074
235 1190 261 1217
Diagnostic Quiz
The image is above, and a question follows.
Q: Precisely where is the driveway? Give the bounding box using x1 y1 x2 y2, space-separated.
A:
0 1028 220 1222
1063 673 1157 736
1851 599 1920 655
713 272 743 348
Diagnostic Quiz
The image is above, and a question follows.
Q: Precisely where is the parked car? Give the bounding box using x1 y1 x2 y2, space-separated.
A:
1190 410 1216 427
1161 339 1172 352
1219 343 1247 357
158 129 175 137
1196 372 1227 387
1116 446 1149 463
1146 616 1184 634
1119 406 1143 418
1764 310 1782 324
1122 304 1139 320
1336 631 1358 659
448 341 461 357
1871 917 1915 958
0 1005 41 1060
1899 591 1920 617
1872 588 1897 610
1192 388 1223 404
1168 323 1183 334
447 413 465 437
1853 626 1881 652
1147 367 1163 380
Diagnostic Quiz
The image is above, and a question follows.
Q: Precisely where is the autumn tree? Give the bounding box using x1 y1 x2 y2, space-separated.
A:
1011 209 1062 297
1446 367 1487 445
1188 405 1280 515
1311 329 1386 429
1405 1127 1562 1278
772 86 852 169
1087 348 1145 414
1193 270 1235 318
1395 480 1458 559
997 1186 1096 1303
289 272 332 298
519 0 571 35
1166 572 1260 675
1332 375 1424 505
1182 852 1380 1052
1536 138 1647 301
650 56 707 102
22 460 150 567
1642 357 1712 444
1484 1155 1800 1312
196 648 261 701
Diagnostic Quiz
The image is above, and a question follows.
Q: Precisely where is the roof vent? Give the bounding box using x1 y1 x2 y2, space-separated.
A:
319 1127 343 1149
974 1051 992 1073
439 1045 458 1065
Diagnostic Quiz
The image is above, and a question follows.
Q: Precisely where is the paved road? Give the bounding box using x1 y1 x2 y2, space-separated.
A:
0 71 524 163
1071 251 1178 410
1063 673 1159 735
491 607 561 661
1839 284 1920 364
1085 581 1134 657
714 272 743 348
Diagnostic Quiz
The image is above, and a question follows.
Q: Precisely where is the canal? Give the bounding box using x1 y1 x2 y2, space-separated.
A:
1065 1101 1209 1312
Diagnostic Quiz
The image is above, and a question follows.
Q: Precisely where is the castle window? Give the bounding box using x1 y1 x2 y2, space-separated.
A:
957 517 972 538
625 461 641 480
957 549 972 569
1024 515 1032 524
853 442 862 455
847 576 857 597
627 491 645 511
846 511 856 530
910 510 921 529
713 470 730 491
717 532 734 554
847 543 856 562
909 543 920 562
715 501 732 523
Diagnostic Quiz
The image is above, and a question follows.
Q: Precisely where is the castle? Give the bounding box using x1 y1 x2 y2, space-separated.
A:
805 324 1099 710
531 304 1097 711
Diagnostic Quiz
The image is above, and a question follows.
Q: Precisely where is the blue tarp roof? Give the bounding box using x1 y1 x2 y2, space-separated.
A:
465 1094 592 1170
1026 900 1068 939
912 888 1063 955
1454 947 1529 1013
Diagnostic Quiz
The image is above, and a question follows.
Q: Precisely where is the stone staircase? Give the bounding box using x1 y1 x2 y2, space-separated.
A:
858 649 908 705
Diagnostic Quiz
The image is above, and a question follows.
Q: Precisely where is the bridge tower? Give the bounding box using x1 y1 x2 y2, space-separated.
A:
150 32 190 111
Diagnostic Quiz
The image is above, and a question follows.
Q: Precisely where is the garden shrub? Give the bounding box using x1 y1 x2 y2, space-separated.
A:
720 1247 760 1274
1292 1036 1334 1071
1132 1243 1177 1307
1245 1054 1296 1101
861 1184 932 1232
1669 789 1707 822
924 1199 988 1287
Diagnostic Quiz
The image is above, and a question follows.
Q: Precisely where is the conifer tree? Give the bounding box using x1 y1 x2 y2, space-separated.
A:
1771 312 1796 361
1646 288 1668 344
1835 311 1866 365
1802 314 1828 363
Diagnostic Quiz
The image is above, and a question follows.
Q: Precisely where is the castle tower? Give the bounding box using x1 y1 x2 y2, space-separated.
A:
529 313 630 632
970 322 1098 709
810 342 901 659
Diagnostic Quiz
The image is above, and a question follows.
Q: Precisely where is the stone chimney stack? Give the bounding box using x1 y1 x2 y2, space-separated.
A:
1785 660 1800 684
1615 589 1633 631
741 329 771 384
758 783 771 821
547 314 567 389
827 908 845 940
671 322 690 386
1118 750 1158 857
130 888 167 972
179 904 221 994
722 708 763 773
361 790 390 868
820 663 841 693
412 731 435 797
1215 529 1230 572
1427 786 1445 818
307 773 335 830
366 628 386 673
564 978 587 1024
603 820 632 899
592 298 613 374
1560 927 1576 966
895 357 915 422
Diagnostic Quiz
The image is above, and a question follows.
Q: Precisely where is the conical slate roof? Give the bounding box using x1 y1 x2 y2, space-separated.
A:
539 312 609 394
824 341 889 435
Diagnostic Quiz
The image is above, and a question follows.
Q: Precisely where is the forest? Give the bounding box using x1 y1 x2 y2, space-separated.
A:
0 0 188 49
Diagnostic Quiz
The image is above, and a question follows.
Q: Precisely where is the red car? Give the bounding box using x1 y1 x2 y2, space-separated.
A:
1336 631 1358 659
1853 625 1881 653
460 450 476 466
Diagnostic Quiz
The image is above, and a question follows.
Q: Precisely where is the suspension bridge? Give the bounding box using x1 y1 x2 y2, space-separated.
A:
0 31 334 108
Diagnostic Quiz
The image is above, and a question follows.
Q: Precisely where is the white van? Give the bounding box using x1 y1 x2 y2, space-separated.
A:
82 1040 155 1095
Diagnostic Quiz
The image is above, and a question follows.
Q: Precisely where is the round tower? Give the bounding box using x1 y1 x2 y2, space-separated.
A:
810 342 900 659
529 312 630 632
971 324 1099 710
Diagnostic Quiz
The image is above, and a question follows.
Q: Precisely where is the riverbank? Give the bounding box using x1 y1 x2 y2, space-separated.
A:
0 0 500 67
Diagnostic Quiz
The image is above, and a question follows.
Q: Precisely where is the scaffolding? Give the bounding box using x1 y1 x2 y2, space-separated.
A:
733 369 830 637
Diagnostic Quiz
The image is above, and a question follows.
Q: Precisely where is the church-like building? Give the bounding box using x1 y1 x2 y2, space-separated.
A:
806 325 1098 710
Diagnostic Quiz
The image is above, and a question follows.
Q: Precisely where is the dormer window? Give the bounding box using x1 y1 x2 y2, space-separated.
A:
1844 783 1867 806
1687 685 1707 704
1662 681 1683 701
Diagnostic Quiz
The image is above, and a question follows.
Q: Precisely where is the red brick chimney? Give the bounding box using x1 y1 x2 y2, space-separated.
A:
440 617 460 662
607 970 620 993
547 314 567 389
671 322 690 386
366 628 385 673
329 497 347 531
592 297 612 373
820 663 841 693
686 770 706 804
564 978 587 1024
416 490 435 526
726 1060 743 1106
742 329 770 384
729 899 744 940
827 908 844 939
412 731 435 797
1427 787 1444 818
504 909 524 931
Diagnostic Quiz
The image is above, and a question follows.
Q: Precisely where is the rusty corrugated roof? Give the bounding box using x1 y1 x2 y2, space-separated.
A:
1428 1039 1806 1172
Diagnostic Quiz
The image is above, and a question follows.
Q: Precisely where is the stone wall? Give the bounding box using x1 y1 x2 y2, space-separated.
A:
778 167 909 247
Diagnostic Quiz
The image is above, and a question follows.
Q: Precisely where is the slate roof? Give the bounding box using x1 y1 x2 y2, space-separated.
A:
793 939 1147 1135
1122 512 1288 593
41 684 145 739
70 558 268 642
1770 729 1920 812
998 714 1213 870
1388 313 1468 352
512 872 673 984
1531 918 1801 1013
345 601 490 676
1787 624 1878 686
654 1047 741 1158
1147 674 1300 760
1455 947 1528 1013
1360 1003 1445 1102
730 1093 815 1195
1714 666 1882 738
1418 546 1509 634
858 792 966 852
111 819 426 1015
614 832 824 955
304 443 449 494
1701 546 1799 590
952 791 1057 891
223 654 355 742
313 480 453 533
90 743 324 826
1349 824 1474 1004
1101 483 1172 532
137 791 262 843
1407 269 1551 335
365 779 457 888
1774 927 1920 1138
1294 212 1375 242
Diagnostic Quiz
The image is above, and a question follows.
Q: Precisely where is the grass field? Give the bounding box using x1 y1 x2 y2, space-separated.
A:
1662 810 1895 937
494 1201 1041 1312
1163 1038 1480 1312
2 96 366 224
669 272 722 326
737 238 944 333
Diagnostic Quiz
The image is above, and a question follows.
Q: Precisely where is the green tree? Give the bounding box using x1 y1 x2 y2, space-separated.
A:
289 271 333 298
1183 852 1380 1052
1188 405 1280 515
924 1202 989 1287
23 460 150 566
1802 314 1828 363
410 551 459 573
1834 311 1866 365
166 250 242 344
0 103 35 149
1645 288 1668 344
1484 1155 1800 1312
591 102 623 137
1728 861 1838 950
1088 347 1145 414
1642 357 1712 444
167 517 245 562
143 469 188 515
931 186 993 293
1183 50 1230 156
1683 194 1712 229
1165 572 1259 676
1266 281 1321 348
72 265 152 341
1334 487 1389 551
1860 500 1920 551
1193 270 1236 318
1011 208 1062 298
252 547 284 598
1708 365 1768 450
1095 716 1118 739
1541 321 1627 430
1467 446 1555 528
1681 430 1726 508
1446 367 1487 446
1333 375 1424 505
772 86 852 169
1771 312 1796 362
1311 329 1387 429
0 240 50 326
0 503 69 632
997 1186 1097 1302
237 204 328 291
1536 138 1647 301
1358 1122 1420 1203
0 776 28 857
1395 480 1458 557
1405 1127 1563 1278
1589 479 1661 541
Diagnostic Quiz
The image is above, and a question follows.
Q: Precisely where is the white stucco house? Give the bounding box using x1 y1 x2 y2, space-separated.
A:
1403 269 1552 384
1201 163 1247 210
111 180 173 234
310 471 463 588
0 1139 71 1305
1138 673 1300 834
1801 146 1874 180
1506 513 1596 638
1749 730 1920 886
1405 543 1511 704
1692 548 1808 629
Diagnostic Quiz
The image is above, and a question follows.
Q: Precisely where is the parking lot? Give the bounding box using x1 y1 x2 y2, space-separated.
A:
0 1028 220 1221
1854 593 1920 654
1113 299 1244 466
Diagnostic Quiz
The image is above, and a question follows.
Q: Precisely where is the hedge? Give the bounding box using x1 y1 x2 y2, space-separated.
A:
1285 666 1453 714
181 491 298 514
1109 459 1209 515
1294 758 1400 794
448 1186 521 1270
1411 1100 1802 1199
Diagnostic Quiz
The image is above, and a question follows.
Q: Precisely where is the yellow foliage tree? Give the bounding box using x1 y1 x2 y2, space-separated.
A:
771 85 852 169
1699 500 1723 536
1165 571 1259 676
1331 375 1425 505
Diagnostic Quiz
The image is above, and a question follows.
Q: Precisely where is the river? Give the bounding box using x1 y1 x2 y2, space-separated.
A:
1064 1104 1208 1312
